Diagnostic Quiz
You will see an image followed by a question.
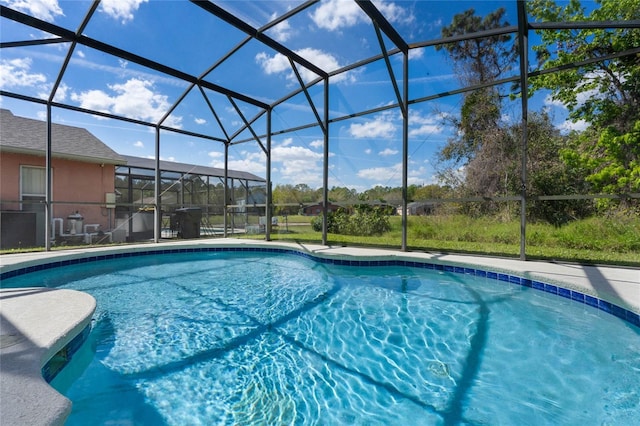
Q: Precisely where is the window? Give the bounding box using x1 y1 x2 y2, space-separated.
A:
20 166 46 211
21 166 46 198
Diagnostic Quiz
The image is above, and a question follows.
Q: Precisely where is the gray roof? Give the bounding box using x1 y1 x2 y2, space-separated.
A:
120 155 265 183
0 109 125 164
0 109 264 182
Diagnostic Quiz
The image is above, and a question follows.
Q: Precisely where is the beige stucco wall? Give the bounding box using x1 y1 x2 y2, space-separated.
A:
0 152 116 231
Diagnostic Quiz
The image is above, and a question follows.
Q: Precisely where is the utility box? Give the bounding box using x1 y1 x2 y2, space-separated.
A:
172 207 202 239
105 192 116 209
0 211 36 249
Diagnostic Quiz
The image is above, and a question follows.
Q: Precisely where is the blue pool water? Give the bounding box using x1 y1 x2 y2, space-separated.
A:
4 251 639 425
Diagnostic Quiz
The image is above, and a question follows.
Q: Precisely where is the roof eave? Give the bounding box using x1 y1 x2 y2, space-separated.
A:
0 146 127 165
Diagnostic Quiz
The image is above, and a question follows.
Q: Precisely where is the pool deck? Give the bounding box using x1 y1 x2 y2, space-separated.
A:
1 239 639 425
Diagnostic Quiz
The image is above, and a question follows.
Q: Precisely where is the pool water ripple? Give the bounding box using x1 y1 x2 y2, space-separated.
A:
3 251 637 425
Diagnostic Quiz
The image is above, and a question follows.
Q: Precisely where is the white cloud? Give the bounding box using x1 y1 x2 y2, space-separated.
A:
134 140 144 148
272 145 324 184
38 82 69 102
407 164 429 186
267 13 293 42
77 50 86 59
212 150 266 175
100 0 148 24
408 49 424 61
365 148 372 154
575 85 602 107
349 114 396 138
70 89 112 113
195 117 206 125
225 158 265 174
53 83 69 102
357 163 402 181
2 48 186 90
70 78 182 127
545 71 614 112
0 57 46 89
256 52 291 75
310 0 413 31
64 54 188 88
557 119 589 133
309 139 324 149
309 0 366 31
544 93 566 109
296 47 345 76
357 162 430 186
4 0 63 22
208 151 223 159
408 110 442 137
379 148 398 156
256 47 352 83
280 138 294 147
373 0 415 26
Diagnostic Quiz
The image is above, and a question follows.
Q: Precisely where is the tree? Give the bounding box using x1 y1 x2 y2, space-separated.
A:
437 8 517 86
528 0 640 212
459 111 587 221
434 7 524 218
436 8 518 165
360 185 403 205
561 121 640 211
272 184 319 215
528 0 640 131
311 207 391 236
523 112 595 224
328 186 358 202
413 184 451 201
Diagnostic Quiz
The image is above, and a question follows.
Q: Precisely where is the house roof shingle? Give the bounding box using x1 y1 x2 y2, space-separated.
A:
1 109 265 182
120 155 265 182
0 109 125 164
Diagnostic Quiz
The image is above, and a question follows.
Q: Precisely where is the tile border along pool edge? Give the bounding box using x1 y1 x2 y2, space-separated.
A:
2 240 639 323
1 239 639 426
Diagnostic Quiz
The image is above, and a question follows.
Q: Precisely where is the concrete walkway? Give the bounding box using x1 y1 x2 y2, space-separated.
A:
1 239 638 425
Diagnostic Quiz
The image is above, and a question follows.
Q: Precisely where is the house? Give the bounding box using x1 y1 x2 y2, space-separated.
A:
405 201 435 216
0 109 125 248
0 109 267 248
301 202 344 216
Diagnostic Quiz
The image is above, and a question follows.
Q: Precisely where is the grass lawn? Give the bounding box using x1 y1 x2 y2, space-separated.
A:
245 214 640 267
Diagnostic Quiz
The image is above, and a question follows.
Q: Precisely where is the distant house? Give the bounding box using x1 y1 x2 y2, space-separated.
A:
406 201 435 216
0 109 125 247
301 202 343 216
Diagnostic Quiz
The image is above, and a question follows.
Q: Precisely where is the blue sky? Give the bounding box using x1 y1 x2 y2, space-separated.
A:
1 0 584 191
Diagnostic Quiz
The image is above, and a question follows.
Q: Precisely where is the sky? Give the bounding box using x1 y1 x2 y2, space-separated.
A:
0 0 586 192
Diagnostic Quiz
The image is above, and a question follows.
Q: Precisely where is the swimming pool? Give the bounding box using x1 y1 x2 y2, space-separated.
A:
3 248 639 425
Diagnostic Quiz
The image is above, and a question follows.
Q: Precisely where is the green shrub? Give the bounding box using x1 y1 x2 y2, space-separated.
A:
311 207 391 236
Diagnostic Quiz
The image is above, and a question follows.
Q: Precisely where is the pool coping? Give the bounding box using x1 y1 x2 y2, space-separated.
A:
1 239 639 425
0 287 95 426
